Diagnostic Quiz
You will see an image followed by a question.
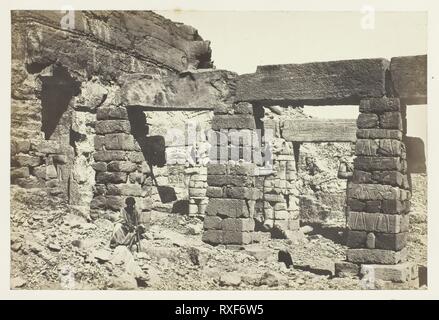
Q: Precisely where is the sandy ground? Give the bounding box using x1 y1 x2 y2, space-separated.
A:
10 174 427 290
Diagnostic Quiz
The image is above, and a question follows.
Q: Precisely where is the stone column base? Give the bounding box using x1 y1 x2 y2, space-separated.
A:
335 260 420 288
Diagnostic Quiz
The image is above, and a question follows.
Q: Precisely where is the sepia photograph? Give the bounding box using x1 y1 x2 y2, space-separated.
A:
8 7 428 293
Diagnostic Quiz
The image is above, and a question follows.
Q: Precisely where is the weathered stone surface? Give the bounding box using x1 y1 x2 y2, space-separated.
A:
347 198 366 212
97 106 129 120
233 102 253 114
347 212 409 233
206 186 223 198
94 184 106 195
93 248 112 263
32 166 48 180
202 230 223 244
105 196 126 211
95 120 131 134
371 171 405 187
107 161 137 172
236 58 389 105
263 194 285 202
351 171 372 184
211 115 256 130
360 262 416 282
90 195 106 209
12 11 213 76
206 198 250 218
379 112 402 130
357 113 379 129
375 232 407 251
228 163 257 176
106 184 143 197
221 218 255 232
348 183 401 200
390 55 427 104
203 216 222 230
94 135 105 151
355 139 404 156
347 248 407 264
91 162 107 172
207 175 253 187
189 188 206 197
96 172 127 184
335 261 360 277
359 98 400 113
75 81 108 109
357 129 402 140
282 119 357 142
207 163 228 175
13 154 41 167
93 150 127 162
189 180 207 188
352 170 405 187
225 187 261 200
382 199 410 214
365 200 381 213
219 272 242 287
346 230 367 248
227 176 254 187
30 140 61 154
222 231 253 245
103 133 136 151
354 156 402 171
120 70 236 109
11 140 31 155
127 152 146 164
11 167 30 180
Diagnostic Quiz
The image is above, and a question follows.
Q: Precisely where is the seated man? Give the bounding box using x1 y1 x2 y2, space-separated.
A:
110 197 145 249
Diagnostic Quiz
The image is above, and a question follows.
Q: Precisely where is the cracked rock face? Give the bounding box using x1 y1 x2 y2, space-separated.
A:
12 11 213 81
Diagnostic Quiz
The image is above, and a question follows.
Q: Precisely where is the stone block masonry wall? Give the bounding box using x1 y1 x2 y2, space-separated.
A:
187 166 208 216
202 102 262 245
261 134 300 237
10 63 82 203
148 110 213 214
345 97 412 268
91 106 152 216
203 163 261 245
11 138 72 198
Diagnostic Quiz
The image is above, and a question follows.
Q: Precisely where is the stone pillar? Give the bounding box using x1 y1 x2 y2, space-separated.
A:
202 102 262 246
262 138 300 237
338 97 417 285
90 106 152 218
187 165 208 216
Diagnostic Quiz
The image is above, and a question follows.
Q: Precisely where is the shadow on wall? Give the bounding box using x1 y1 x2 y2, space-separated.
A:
172 200 189 214
39 65 81 140
126 107 177 204
404 136 426 174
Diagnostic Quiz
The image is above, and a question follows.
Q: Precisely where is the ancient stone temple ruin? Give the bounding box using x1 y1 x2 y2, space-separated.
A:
11 11 427 286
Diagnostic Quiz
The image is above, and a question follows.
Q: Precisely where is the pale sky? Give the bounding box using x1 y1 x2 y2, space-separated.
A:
158 11 427 142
